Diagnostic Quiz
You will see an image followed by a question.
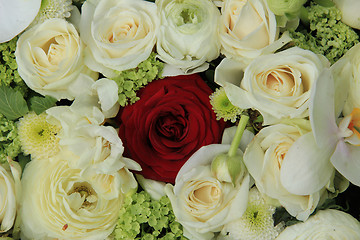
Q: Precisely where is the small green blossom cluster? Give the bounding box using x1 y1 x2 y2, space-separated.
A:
110 191 187 240
0 38 28 96
111 52 164 107
0 113 21 164
210 87 243 123
290 2 359 64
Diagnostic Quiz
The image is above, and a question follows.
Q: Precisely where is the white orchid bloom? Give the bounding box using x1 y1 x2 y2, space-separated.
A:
280 67 360 196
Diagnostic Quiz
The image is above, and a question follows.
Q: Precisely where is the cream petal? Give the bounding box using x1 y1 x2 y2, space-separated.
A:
280 132 335 195
331 141 360 187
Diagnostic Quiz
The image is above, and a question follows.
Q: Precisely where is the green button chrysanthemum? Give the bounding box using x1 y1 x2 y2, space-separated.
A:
31 0 73 26
18 112 61 160
210 87 243 123
221 188 284 240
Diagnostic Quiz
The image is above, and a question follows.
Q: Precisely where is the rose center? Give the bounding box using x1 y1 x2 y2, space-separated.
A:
41 35 66 65
107 19 140 43
259 67 296 97
274 141 293 169
156 114 187 141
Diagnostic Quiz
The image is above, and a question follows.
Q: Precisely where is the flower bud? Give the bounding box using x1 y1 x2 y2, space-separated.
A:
211 152 246 186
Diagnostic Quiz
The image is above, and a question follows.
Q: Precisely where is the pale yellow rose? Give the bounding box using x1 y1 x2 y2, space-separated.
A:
80 0 159 77
15 18 91 100
216 47 329 124
165 144 250 240
220 0 291 64
0 160 21 233
243 122 325 221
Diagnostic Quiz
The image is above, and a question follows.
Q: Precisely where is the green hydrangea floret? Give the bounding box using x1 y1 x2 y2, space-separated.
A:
111 52 164 107
110 191 187 240
210 87 243 123
290 2 359 64
0 37 28 96
0 113 21 164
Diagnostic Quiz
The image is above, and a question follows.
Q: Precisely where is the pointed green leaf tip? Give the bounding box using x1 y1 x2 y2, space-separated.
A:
30 95 57 115
0 86 29 120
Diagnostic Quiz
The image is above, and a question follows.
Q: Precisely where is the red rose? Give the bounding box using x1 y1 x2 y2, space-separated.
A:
117 74 226 183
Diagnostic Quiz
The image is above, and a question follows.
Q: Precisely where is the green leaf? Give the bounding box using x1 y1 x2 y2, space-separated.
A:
30 95 57 114
313 0 335 7
0 85 29 120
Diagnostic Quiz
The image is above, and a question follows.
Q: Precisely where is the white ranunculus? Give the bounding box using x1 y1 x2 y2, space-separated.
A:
276 209 360 239
216 47 329 124
165 144 250 240
20 154 127 240
0 160 21 233
80 0 159 78
333 0 360 30
219 0 291 64
156 0 221 74
15 18 92 100
243 122 329 221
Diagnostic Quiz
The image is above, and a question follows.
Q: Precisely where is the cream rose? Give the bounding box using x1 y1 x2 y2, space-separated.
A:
0 160 21 233
80 0 159 78
15 18 90 100
276 209 360 239
219 0 291 64
243 122 325 221
20 154 128 240
165 144 250 240
156 0 221 73
215 47 329 124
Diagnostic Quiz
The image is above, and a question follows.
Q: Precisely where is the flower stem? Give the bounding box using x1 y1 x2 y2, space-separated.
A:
228 115 249 158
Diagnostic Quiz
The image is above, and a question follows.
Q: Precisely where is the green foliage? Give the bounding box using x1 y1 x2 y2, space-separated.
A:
0 37 28 96
111 52 164 107
0 113 22 163
290 2 359 64
110 191 187 240
0 86 29 120
30 95 57 114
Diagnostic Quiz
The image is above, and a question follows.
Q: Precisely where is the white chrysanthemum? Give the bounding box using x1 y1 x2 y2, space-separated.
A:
31 0 73 26
18 112 61 160
220 188 284 240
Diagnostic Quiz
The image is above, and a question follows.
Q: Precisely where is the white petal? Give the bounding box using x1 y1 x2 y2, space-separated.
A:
92 78 119 112
331 140 360 187
309 68 340 148
221 126 254 152
136 174 166 200
280 132 335 195
0 0 41 43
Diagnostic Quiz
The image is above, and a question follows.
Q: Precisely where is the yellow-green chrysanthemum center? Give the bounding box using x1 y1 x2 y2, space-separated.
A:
18 112 61 160
210 87 243 123
222 189 284 240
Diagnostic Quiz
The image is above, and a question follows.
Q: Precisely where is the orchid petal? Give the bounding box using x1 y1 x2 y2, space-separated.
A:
0 0 41 43
331 140 360 187
309 69 339 148
280 132 335 195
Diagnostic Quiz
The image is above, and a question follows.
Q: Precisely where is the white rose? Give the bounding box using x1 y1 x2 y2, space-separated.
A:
0 159 21 233
156 0 221 73
215 47 329 124
20 154 128 240
219 0 291 64
80 0 159 78
165 144 250 240
15 18 91 100
276 209 360 240
243 122 324 221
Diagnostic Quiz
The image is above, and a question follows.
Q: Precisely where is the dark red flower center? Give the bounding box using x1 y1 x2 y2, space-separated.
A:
156 113 188 141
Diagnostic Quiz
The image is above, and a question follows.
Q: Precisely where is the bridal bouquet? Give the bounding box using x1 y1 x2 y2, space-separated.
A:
1 0 360 239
